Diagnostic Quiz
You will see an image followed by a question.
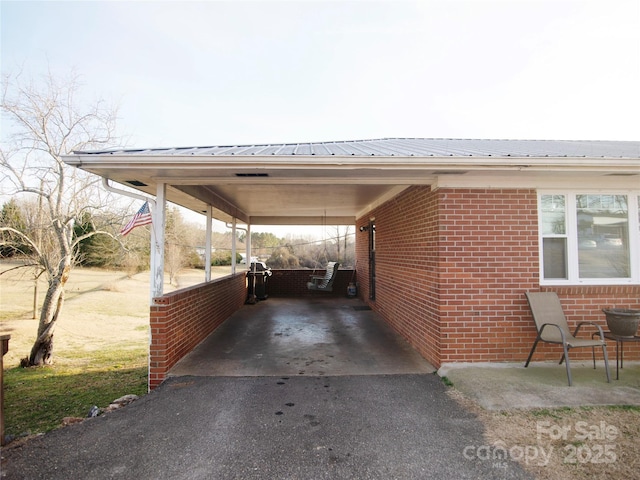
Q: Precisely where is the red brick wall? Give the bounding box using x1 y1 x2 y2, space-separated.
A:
437 188 543 364
357 186 640 368
148 273 247 389
356 186 442 367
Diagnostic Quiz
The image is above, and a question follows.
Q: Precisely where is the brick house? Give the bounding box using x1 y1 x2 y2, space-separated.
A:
64 138 640 388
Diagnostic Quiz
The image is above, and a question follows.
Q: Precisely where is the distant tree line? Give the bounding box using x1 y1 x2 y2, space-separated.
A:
246 226 355 269
2 197 355 273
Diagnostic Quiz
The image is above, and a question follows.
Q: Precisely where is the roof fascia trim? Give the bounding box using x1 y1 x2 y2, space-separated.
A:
433 175 640 190
64 153 640 170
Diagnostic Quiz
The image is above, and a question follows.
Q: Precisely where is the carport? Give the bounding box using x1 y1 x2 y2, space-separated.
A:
63 138 640 389
63 139 435 389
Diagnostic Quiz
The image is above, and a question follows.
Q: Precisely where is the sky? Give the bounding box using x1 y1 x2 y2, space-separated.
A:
2 0 639 150
1 0 639 235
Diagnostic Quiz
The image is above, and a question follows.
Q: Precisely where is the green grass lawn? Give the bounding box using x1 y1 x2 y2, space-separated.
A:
4 346 148 438
1 264 229 442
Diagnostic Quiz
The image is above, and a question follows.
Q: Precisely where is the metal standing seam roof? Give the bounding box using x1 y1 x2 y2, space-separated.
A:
74 138 640 159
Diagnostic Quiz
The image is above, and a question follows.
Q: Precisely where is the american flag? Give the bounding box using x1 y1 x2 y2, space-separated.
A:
120 201 152 236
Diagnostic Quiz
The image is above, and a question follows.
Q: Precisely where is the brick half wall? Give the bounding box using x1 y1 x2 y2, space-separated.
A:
267 269 355 297
149 272 247 389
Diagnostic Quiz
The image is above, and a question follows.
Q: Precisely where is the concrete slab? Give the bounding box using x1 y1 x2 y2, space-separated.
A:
438 361 640 411
170 297 435 377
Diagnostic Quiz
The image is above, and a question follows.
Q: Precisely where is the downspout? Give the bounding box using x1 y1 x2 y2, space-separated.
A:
102 178 156 208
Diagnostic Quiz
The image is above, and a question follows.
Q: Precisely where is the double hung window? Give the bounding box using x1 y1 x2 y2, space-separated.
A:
539 193 639 284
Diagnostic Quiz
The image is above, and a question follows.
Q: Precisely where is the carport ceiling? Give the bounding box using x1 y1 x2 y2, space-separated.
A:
195 183 402 218
63 138 640 225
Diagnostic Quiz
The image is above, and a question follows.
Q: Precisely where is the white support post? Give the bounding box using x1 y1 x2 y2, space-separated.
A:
246 223 251 268
205 206 212 282
150 183 166 303
231 218 237 275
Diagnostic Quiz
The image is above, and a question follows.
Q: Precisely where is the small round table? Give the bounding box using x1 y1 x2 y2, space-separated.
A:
601 332 640 380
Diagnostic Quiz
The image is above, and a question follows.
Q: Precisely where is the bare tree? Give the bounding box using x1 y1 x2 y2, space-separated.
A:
330 225 354 267
0 69 119 366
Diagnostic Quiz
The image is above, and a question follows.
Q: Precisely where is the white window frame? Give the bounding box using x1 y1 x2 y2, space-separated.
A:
538 190 640 286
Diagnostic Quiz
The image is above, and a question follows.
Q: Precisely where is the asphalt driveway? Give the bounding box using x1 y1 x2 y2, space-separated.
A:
2 374 531 479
